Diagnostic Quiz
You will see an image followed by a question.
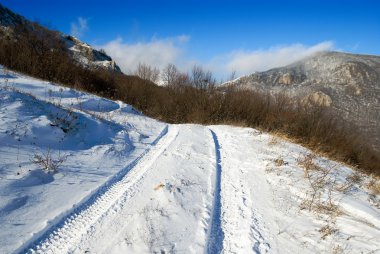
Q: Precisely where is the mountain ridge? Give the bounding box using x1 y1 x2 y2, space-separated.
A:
228 51 380 151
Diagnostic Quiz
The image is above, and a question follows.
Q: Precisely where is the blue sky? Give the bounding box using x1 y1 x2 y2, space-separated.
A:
2 0 380 78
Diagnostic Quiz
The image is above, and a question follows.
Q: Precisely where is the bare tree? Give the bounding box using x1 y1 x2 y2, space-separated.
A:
175 73 191 86
229 70 237 81
190 65 216 89
161 63 179 86
134 63 160 83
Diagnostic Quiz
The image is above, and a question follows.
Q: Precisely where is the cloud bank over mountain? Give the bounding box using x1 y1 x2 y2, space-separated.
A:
99 36 333 78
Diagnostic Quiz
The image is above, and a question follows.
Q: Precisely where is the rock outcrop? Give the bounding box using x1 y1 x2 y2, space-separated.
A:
302 91 332 107
278 73 293 85
63 35 121 73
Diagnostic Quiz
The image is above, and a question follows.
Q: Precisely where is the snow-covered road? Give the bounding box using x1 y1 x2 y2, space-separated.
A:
24 125 274 254
1 67 380 254
72 125 217 254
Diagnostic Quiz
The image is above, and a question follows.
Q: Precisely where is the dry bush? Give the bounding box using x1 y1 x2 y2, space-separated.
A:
319 224 338 240
346 172 363 184
367 179 380 195
268 137 279 146
32 149 68 173
297 154 341 216
297 153 321 177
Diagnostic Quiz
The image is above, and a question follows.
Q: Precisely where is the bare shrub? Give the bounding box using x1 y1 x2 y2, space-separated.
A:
297 154 341 216
32 149 68 173
367 179 380 195
268 137 279 146
336 172 363 193
134 63 160 83
297 153 321 177
319 224 338 240
346 172 363 185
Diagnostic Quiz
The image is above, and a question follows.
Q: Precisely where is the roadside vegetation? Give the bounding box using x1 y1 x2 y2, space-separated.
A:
0 22 379 176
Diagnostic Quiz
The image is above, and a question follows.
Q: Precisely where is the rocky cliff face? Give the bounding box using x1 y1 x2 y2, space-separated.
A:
229 51 380 151
63 35 121 73
0 4 121 73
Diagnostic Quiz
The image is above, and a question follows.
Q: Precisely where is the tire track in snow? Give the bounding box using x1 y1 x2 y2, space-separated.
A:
210 127 271 253
20 125 178 254
205 129 224 254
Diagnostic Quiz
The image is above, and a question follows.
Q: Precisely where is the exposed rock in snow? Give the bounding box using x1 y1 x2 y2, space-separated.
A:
278 73 293 85
63 35 121 73
302 91 333 107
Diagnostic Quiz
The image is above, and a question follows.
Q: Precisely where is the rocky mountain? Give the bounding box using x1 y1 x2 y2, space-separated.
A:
63 35 121 73
228 51 380 151
0 4 121 73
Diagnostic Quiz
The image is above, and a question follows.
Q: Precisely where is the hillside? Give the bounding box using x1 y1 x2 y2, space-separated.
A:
0 4 121 73
228 51 380 151
1 67 380 253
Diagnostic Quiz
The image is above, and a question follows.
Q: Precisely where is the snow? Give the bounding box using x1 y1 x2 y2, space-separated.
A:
1 66 380 253
0 66 165 253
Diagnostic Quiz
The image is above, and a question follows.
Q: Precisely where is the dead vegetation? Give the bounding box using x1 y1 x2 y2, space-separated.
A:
268 137 280 146
319 224 338 240
32 148 68 173
298 153 340 215
367 178 380 195
1 22 379 176
297 154 338 238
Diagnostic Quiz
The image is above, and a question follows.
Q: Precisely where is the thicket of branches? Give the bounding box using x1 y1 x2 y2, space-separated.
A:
0 23 378 175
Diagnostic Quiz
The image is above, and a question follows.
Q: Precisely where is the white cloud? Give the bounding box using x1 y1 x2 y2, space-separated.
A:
70 17 88 38
177 35 191 43
223 41 334 76
96 36 333 80
204 41 334 79
96 35 191 74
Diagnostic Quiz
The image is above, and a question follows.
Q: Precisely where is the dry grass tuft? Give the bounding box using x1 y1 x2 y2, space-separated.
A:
319 224 338 240
346 172 363 185
268 137 280 146
367 179 380 195
297 153 324 177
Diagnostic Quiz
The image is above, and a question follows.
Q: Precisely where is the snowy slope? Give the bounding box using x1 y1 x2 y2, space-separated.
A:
1 66 380 254
0 66 165 253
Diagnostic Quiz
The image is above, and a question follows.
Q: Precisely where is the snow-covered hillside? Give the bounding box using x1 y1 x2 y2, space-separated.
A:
0 66 380 253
